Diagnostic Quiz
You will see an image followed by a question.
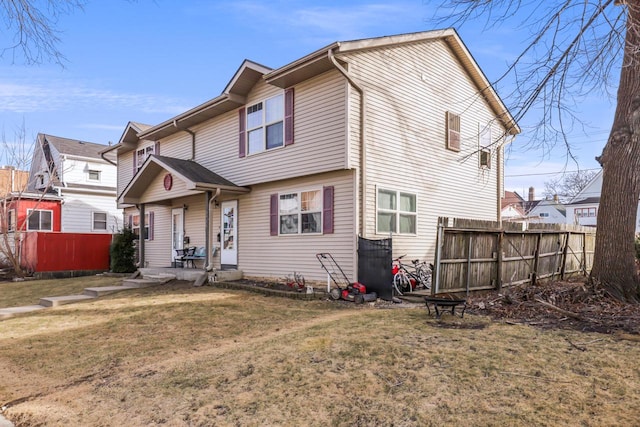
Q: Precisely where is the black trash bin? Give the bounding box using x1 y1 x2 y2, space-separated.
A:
357 237 393 300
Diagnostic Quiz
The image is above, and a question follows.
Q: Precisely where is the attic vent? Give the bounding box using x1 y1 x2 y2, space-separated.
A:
446 111 461 152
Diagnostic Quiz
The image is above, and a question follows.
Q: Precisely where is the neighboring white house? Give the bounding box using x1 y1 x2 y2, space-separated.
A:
104 28 520 282
527 197 566 224
565 169 640 231
27 133 122 233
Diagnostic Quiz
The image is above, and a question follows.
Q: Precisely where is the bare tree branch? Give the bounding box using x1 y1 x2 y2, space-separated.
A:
0 0 86 65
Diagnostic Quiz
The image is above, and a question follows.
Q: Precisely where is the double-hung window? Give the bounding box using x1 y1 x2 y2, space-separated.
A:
93 212 108 231
278 189 322 234
575 207 597 218
479 124 491 169
6 209 15 232
247 94 284 155
88 170 101 181
377 188 417 234
131 213 152 239
27 209 53 231
136 144 156 170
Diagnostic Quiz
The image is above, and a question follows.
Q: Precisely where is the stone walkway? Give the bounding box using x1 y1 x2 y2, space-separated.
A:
0 274 177 320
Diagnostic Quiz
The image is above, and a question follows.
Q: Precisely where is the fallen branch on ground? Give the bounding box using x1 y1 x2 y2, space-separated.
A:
534 298 597 323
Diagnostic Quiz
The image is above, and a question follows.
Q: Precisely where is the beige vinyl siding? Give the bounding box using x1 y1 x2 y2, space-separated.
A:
343 39 506 262
125 205 172 268
182 194 208 249
117 150 135 201
190 69 348 187
235 169 356 282
139 169 201 204
155 132 192 160
145 205 171 267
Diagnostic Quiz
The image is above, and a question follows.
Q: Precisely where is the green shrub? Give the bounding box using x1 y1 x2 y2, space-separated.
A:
110 227 136 273
635 236 640 260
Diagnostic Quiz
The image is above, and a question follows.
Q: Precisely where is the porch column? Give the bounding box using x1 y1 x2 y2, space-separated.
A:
139 203 145 268
205 191 212 269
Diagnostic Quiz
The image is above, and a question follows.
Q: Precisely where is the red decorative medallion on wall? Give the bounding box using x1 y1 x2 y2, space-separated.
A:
163 173 173 191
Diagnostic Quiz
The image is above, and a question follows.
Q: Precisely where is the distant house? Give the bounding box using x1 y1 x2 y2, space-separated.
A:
27 134 122 233
501 187 566 225
104 29 520 281
564 169 640 231
527 197 566 224
501 190 527 221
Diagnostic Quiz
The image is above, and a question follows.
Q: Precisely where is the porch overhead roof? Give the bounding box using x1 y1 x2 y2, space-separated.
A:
119 155 249 204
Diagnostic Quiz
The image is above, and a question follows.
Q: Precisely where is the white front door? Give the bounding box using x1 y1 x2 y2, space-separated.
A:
220 200 237 267
171 207 184 263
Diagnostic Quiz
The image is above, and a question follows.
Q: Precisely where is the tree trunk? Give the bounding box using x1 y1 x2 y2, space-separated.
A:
591 3 640 302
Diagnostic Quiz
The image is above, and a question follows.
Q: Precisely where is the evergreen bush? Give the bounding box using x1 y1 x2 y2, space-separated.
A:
110 227 136 273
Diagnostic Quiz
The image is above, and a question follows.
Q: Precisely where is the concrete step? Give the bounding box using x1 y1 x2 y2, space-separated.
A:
0 305 47 319
39 294 96 308
209 270 243 282
122 278 166 288
83 285 138 297
143 274 176 283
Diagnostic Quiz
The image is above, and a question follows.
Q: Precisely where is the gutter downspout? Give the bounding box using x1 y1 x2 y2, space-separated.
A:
174 120 196 161
100 147 118 166
497 135 516 223
206 188 222 272
328 47 367 239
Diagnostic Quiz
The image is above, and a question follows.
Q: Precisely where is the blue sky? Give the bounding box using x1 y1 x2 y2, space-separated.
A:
0 0 614 197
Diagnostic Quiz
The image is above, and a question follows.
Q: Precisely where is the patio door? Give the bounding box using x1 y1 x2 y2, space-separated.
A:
220 200 237 267
171 207 184 264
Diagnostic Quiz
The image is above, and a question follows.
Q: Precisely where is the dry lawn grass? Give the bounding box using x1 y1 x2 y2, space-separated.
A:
0 276 124 308
1 280 639 426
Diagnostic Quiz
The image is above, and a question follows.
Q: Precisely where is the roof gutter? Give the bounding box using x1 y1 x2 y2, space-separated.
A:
100 144 119 166
328 46 367 240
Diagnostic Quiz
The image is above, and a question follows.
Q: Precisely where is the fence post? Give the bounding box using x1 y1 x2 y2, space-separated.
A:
434 218 444 295
531 232 542 286
582 232 588 276
496 231 503 292
466 233 472 297
560 232 570 280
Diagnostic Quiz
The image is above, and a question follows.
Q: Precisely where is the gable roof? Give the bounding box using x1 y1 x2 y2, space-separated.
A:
501 190 524 210
119 155 249 204
119 28 518 145
39 134 114 161
569 169 603 203
567 196 601 206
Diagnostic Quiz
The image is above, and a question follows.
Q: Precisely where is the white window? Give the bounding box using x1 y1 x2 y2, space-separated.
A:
377 188 417 234
93 212 107 230
131 212 153 240
3 209 15 232
247 94 284 155
446 111 461 152
136 144 156 170
132 213 149 239
539 212 549 218
27 209 53 231
575 207 597 217
279 189 322 234
479 125 491 169
88 170 101 181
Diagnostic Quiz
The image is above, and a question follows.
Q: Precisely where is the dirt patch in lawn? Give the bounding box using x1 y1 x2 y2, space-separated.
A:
466 277 640 336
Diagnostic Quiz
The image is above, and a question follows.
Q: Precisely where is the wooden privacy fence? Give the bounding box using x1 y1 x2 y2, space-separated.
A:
433 217 596 295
